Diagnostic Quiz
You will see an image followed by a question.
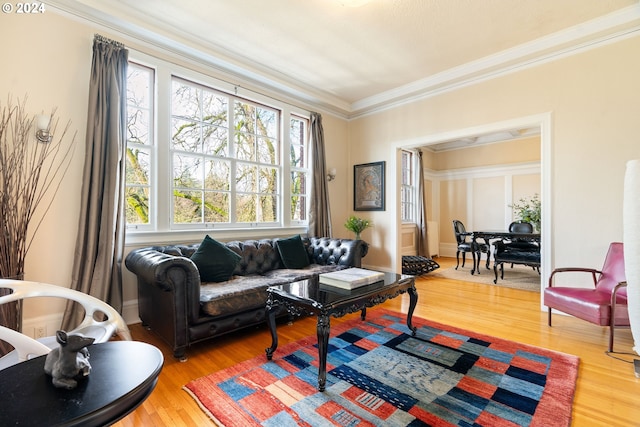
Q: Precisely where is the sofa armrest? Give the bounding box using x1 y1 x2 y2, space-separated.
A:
305 237 369 268
125 246 202 324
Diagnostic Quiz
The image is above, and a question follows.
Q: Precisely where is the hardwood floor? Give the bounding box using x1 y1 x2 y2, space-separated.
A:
113 257 640 427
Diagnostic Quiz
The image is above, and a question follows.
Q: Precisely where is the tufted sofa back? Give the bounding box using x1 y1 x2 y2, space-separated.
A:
146 236 368 277
305 237 367 267
228 239 282 275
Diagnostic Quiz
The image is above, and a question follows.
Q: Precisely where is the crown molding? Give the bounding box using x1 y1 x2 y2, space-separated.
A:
349 4 640 118
46 0 353 118
46 1 640 120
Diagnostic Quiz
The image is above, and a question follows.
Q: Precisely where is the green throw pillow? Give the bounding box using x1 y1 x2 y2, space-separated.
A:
277 235 310 269
191 235 242 282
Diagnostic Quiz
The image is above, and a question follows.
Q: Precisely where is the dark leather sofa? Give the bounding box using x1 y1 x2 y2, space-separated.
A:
125 236 368 359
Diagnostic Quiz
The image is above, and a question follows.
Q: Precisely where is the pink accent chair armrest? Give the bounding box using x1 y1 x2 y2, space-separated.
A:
543 242 628 352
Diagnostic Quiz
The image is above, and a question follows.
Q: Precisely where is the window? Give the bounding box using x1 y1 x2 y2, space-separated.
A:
125 57 310 233
401 150 416 223
125 63 154 229
171 78 281 226
289 116 308 222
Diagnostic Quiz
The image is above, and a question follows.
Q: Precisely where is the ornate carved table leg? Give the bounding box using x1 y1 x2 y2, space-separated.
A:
265 296 279 360
407 283 418 336
360 307 366 320
316 312 330 391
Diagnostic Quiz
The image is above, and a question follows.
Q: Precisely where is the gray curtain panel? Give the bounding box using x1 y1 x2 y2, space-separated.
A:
62 35 128 330
416 150 430 257
308 112 332 238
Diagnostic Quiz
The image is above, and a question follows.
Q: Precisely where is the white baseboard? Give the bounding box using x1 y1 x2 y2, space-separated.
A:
122 299 141 325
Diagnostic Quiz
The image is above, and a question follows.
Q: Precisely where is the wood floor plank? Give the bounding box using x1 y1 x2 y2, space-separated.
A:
113 257 640 427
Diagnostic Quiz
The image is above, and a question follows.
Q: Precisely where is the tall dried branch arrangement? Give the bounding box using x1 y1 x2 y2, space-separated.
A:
0 96 75 338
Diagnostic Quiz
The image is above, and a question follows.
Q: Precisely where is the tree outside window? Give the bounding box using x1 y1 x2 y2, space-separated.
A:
125 59 309 231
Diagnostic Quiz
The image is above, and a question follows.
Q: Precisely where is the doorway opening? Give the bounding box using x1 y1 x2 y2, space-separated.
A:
397 113 551 307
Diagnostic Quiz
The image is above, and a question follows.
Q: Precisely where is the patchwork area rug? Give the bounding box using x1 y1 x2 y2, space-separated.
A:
430 266 541 292
184 309 578 427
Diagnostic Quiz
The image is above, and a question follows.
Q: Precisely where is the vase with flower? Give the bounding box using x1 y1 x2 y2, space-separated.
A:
344 215 372 240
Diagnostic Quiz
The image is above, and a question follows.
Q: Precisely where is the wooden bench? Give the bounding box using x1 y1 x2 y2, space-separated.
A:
492 240 540 284
402 256 440 276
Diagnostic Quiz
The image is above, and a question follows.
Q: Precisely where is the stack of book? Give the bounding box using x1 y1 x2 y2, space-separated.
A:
318 268 384 290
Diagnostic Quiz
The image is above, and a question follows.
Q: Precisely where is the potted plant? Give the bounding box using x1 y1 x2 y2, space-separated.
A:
344 215 372 240
510 194 541 232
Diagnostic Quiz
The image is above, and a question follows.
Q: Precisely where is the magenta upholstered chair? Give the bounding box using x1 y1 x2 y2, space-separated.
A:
544 242 629 352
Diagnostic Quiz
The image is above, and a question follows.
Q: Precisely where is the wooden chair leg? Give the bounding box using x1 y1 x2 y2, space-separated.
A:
548 308 552 326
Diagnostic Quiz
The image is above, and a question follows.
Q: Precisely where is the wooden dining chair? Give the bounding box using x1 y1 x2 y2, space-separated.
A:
452 220 489 271
544 242 628 352
505 221 539 251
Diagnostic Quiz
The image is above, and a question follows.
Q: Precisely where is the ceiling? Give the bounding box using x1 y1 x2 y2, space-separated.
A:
51 0 640 119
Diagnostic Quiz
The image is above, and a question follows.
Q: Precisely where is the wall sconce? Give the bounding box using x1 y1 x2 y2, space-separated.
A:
35 114 52 143
327 167 337 182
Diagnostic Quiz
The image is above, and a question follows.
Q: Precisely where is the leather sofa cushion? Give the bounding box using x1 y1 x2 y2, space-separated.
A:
199 264 343 317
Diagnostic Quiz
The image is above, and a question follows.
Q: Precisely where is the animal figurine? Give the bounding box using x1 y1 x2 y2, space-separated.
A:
44 330 95 389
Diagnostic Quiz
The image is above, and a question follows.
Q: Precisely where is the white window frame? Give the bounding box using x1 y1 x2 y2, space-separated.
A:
125 50 311 242
401 149 417 224
125 61 157 232
288 114 310 226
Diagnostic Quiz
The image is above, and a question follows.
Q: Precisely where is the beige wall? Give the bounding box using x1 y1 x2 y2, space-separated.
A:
0 12 351 325
3 11 640 323
436 170 541 252
513 174 540 208
1 13 93 321
350 34 640 273
440 179 468 242
321 114 352 239
426 138 541 252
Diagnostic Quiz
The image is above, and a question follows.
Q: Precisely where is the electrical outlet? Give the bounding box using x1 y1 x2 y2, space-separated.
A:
34 326 47 339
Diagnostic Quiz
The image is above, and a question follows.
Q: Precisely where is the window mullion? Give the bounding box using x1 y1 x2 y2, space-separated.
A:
156 67 172 231
228 97 237 224
281 110 291 227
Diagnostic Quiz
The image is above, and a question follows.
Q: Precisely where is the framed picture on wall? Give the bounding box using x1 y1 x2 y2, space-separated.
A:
354 161 385 211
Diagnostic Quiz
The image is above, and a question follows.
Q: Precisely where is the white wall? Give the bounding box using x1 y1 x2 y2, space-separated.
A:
349 34 640 278
3 10 639 327
1 13 92 330
1 11 351 327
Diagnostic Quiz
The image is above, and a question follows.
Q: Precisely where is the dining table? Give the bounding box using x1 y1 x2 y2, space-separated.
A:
469 230 541 275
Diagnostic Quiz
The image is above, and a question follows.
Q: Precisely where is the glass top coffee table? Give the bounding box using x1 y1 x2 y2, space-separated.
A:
265 271 417 391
